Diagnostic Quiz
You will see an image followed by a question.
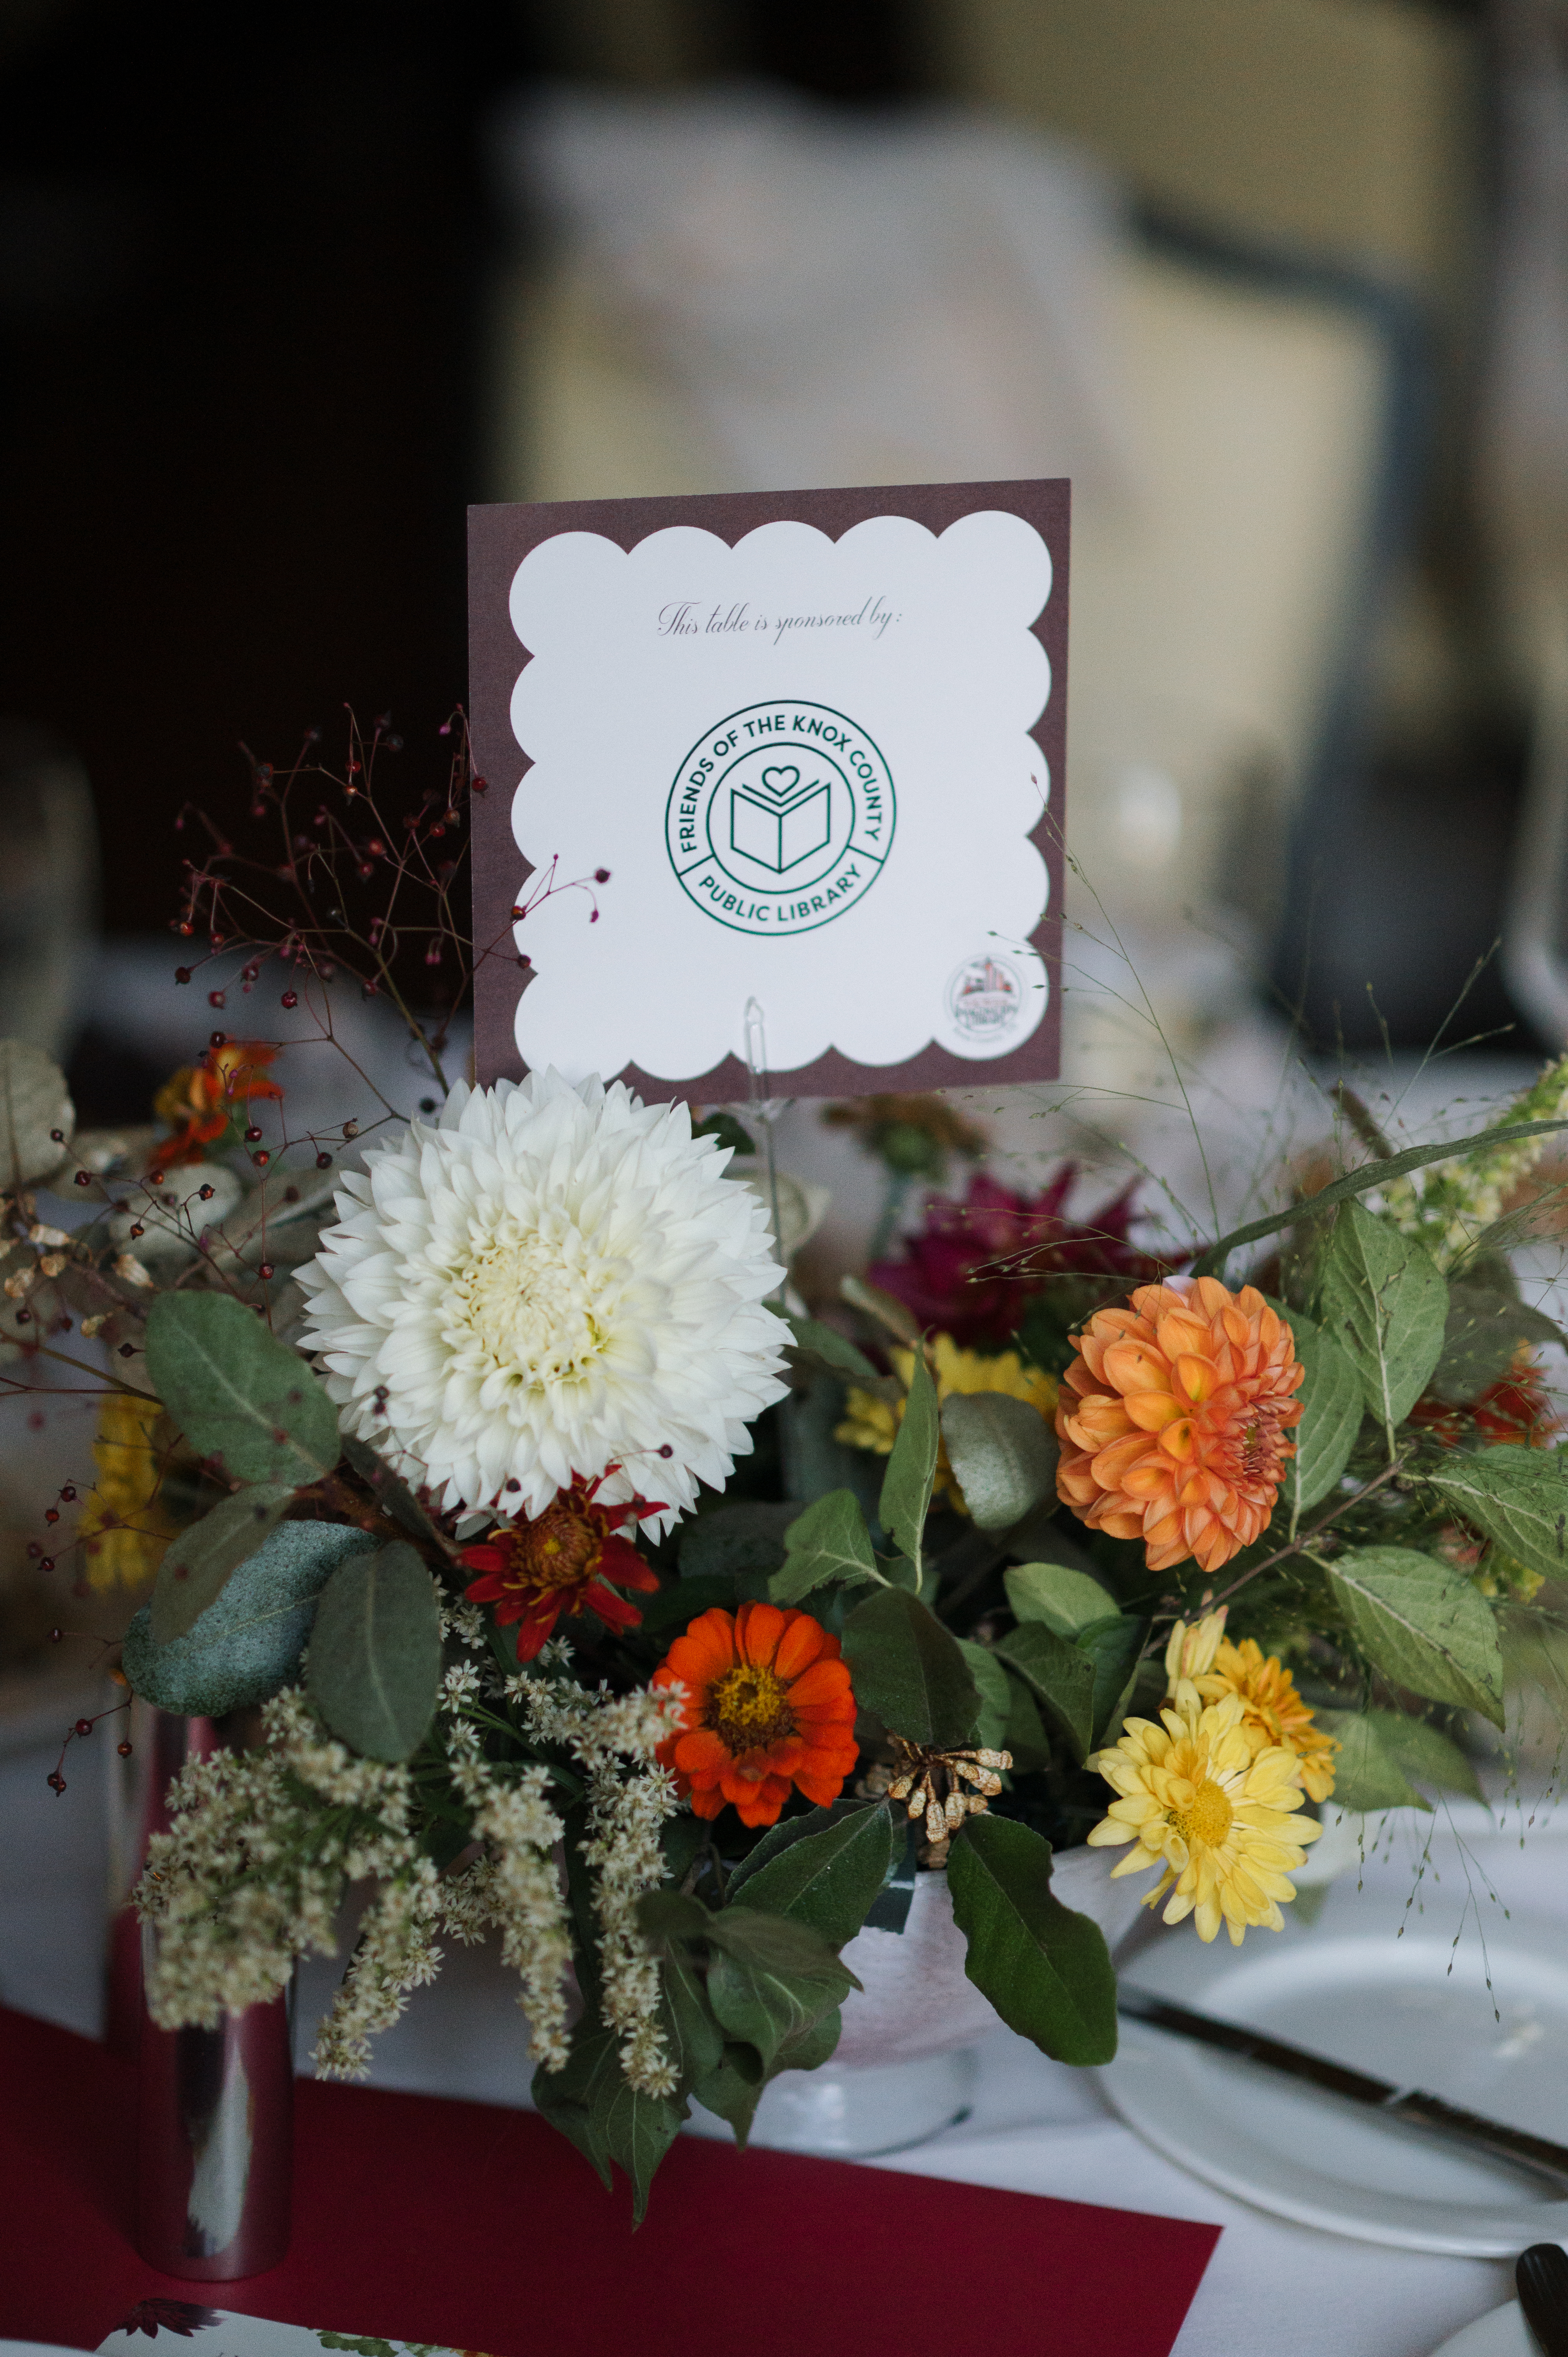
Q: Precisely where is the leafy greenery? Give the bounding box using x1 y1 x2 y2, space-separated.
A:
150 1481 299 1642
879 1345 939 1573
948 1815 1117 2064
939 1391 1059 1531
842 1586 980 1747
1319 1203 1448 1438
1326 1546 1505 1726
124 1521 376 1716
770 1488 878 1604
306 1540 443 1761
144 1292 342 1487
1420 1446 1568 1583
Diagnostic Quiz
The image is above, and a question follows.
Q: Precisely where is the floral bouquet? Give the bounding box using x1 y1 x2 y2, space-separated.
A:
13 719 1568 2221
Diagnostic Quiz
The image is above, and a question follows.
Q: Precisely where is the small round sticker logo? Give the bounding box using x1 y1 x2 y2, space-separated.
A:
665 700 895 937
946 954 1024 1039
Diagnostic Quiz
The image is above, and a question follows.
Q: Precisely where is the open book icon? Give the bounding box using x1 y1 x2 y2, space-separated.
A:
729 765 831 871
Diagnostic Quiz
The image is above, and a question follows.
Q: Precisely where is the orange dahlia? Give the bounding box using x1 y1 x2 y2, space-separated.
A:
1056 1277 1304 1574
652 1601 859 1829
460 1469 663 1661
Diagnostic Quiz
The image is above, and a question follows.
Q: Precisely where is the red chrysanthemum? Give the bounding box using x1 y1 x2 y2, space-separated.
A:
460 1468 663 1662
869 1167 1172 1351
652 1601 859 1829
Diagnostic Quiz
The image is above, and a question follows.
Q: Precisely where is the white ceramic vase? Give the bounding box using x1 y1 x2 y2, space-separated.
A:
713 1839 1147 2158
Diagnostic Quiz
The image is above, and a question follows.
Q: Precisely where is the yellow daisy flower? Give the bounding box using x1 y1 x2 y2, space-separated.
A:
1087 1689 1320 1945
835 1333 1058 1511
1194 1636 1339 1804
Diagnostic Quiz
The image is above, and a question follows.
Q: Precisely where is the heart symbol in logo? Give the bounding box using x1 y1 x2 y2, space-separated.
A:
758 765 800 800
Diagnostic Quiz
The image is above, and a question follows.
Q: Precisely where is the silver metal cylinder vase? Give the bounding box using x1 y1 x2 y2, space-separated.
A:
117 1702 295 2278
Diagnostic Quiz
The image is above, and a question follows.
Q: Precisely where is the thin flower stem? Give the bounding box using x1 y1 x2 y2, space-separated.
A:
1202 1452 1410 1613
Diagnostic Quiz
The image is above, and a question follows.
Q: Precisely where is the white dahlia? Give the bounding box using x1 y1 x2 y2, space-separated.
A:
296 1070 789 1526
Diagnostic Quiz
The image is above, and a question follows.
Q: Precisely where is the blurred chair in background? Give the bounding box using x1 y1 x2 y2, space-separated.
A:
0 721 96 1062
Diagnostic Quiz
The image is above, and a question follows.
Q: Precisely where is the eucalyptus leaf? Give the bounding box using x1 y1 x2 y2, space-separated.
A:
1421 1446 1568 1583
0 1040 73 1190
145 1292 342 1486
785 1315 880 1387
150 1481 299 1642
340 1432 446 1548
957 1639 1012 1751
123 1520 376 1716
1005 1561 1118 1637
948 1814 1117 2064
994 1620 1096 1760
841 1585 980 1748
880 1346 939 1570
1266 1299 1363 1515
939 1391 1059 1532
769 1488 878 1605
306 1539 443 1761
727 1799 893 1947
1326 1545 1504 1726
1319 1201 1448 1433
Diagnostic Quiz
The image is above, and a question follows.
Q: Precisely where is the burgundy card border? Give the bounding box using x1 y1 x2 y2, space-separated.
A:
467 477 1069 1103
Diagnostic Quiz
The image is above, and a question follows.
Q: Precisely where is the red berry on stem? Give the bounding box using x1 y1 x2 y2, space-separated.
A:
74 1717 92 1737
209 991 226 1009
281 989 298 1010
118 1740 132 1758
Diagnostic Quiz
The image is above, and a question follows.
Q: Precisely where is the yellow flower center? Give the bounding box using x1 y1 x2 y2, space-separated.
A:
1172 1777 1233 1850
447 1226 610 1384
710 1663 795 1754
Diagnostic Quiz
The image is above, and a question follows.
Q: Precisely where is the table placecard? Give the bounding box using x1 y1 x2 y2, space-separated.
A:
468 478 1068 1101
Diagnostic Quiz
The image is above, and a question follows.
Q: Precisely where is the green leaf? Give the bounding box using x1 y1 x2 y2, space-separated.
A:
880 1346 939 1569
1190 1114 1568 1277
1005 1561 1118 1636
1002 1671 1054 1770
1326 1545 1504 1727
726 1799 893 1948
634 1576 735 1638
1316 1707 1482 1810
948 1814 1117 2064
531 2013 684 2222
1313 1710 1429 1811
994 1621 1096 1760
939 1392 1059 1532
306 1539 443 1761
786 1315 880 1386
1421 1446 1568 1582
659 1945 725 2095
145 1292 342 1486
1319 1202 1448 1433
703 1906 858 2071
635 1887 712 1945
769 1488 878 1605
690 2042 767 2145
150 1481 299 1642
0 1040 73 1189
682 1501 799 1587
1267 1300 1363 1515
841 1585 981 1747
1079 1613 1147 1748
123 1521 376 1716
1427 1277 1564 1406
957 1639 1012 1751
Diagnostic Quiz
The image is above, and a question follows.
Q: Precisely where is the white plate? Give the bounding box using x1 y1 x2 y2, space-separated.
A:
0 2343 95 2357
1098 1891 1568 2255
1430 2303 1536 2356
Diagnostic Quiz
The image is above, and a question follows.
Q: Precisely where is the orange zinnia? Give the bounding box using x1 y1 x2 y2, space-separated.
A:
653 1601 859 1829
1056 1277 1304 1574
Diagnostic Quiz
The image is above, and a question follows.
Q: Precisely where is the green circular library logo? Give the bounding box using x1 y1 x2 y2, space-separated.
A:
664 701 895 937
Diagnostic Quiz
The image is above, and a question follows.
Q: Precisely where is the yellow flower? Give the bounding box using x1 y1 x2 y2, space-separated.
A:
1193 1636 1339 1804
78 1390 180 1592
1163 1608 1229 1687
836 1333 1058 1511
1088 1689 1320 1945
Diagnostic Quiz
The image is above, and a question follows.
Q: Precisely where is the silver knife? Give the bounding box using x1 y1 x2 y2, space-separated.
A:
1518 2243 1568 2357
1118 1986 1568 2190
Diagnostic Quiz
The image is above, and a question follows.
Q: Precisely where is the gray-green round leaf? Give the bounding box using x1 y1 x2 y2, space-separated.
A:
939 1391 1059 1532
145 1292 342 1486
123 1520 376 1716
